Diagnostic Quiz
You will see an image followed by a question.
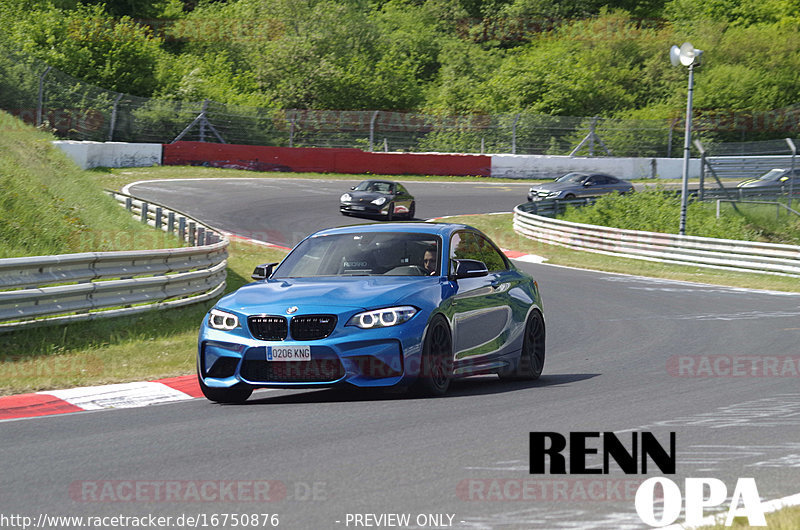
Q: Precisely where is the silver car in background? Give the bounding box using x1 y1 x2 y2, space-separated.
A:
528 172 635 201
737 168 800 192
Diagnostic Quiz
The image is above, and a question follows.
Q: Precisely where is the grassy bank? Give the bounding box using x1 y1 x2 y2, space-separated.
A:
0 112 182 258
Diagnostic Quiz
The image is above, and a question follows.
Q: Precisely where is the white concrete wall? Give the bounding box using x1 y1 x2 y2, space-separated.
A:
491 154 702 180
53 141 162 169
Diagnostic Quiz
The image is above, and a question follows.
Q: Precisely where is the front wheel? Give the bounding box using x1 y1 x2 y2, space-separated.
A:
414 315 453 396
500 310 545 381
199 374 253 403
407 202 416 219
386 202 395 221
563 194 576 200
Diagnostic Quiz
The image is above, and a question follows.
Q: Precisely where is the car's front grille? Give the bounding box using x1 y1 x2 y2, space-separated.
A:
290 315 337 340
248 316 288 341
240 358 345 383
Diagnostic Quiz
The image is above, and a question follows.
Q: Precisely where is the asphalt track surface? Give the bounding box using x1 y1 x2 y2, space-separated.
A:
2 178 800 529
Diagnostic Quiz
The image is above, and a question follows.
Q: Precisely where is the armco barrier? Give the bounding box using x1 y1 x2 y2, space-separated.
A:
513 203 800 277
162 141 491 176
0 192 228 330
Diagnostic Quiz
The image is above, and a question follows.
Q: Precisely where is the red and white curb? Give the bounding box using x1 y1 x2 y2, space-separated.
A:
0 376 202 421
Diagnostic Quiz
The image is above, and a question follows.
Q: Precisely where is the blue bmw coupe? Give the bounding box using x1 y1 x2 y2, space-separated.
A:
198 223 545 402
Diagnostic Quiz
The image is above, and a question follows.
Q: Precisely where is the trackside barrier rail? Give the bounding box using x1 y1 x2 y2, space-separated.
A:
513 202 800 277
525 188 795 219
0 192 228 330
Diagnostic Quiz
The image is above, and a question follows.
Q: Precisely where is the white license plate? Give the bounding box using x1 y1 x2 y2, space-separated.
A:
267 345 311 362
351 205 366 211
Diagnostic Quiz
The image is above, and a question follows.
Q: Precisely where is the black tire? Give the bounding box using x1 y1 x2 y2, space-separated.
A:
414 315 453 396
386 202 395 221
407 202 416 220
500 310 545 381
198 374 253 404
564 194 576 200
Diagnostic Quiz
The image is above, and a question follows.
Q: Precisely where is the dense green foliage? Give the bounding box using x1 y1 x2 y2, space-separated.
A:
0 0 798 137
558 188 800 243
0 111 181 258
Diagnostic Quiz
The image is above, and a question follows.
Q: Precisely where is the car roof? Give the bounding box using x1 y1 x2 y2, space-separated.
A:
360 179 397 185
309 222 477 238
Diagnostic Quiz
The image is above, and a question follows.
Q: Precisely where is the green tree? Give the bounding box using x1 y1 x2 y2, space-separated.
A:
4 3 165 96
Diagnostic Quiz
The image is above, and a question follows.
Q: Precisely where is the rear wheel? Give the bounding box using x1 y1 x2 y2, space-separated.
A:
500 310 545 381
198 374 253 403
414 315 453 396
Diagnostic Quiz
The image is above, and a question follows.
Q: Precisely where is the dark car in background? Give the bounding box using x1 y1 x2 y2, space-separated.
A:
340 180 415 220
527 172 634 201
737 168 800 192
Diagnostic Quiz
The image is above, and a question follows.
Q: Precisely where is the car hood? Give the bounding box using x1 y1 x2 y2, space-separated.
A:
529 181 578 192
344 191 391 201
217 276 439 314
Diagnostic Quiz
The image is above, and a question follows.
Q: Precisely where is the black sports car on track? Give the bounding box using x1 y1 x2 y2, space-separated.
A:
340 180 415 220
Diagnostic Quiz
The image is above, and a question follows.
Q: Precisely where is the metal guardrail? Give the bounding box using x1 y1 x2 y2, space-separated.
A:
513 204 800 277
0 192 229 330
520 197 598 217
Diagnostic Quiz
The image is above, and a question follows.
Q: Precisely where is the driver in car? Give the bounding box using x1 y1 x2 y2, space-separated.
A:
422 248 437 275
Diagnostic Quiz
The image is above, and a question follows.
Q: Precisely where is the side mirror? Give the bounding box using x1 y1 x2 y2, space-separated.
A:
252 262 279 281
583 181 594 187
450 259 488 280
350 186 356 190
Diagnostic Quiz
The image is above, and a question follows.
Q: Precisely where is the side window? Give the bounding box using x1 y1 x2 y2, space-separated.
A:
450 232 508 273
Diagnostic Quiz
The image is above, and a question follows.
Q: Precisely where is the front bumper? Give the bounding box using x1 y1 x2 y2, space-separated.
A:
340 202 391 216
528 192 552 201
198 315 427 390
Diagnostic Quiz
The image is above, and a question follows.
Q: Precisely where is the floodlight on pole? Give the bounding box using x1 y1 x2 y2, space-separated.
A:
670 42 702 236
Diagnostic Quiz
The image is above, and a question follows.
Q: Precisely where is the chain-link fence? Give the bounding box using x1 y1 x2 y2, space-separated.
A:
2 49 798 157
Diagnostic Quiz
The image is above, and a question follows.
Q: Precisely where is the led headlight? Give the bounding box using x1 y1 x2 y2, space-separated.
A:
346 306 417 329
209 309 239 330
341 193 352 202
371 197 387 206
546 191 563 198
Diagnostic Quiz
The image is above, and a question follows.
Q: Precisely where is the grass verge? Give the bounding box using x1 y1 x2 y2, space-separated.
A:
90 165 536 190
696 505 800 529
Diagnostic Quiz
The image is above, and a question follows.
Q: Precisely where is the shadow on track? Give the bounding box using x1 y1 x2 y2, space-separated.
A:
237 373 599 406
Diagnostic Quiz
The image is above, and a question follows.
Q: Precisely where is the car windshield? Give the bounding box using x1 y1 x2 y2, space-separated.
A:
272 232 441 278
555 173 588 183
354 181 393 193
757 169 786 181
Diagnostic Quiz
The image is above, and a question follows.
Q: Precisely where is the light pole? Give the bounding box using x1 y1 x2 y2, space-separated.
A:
670 42 703 236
